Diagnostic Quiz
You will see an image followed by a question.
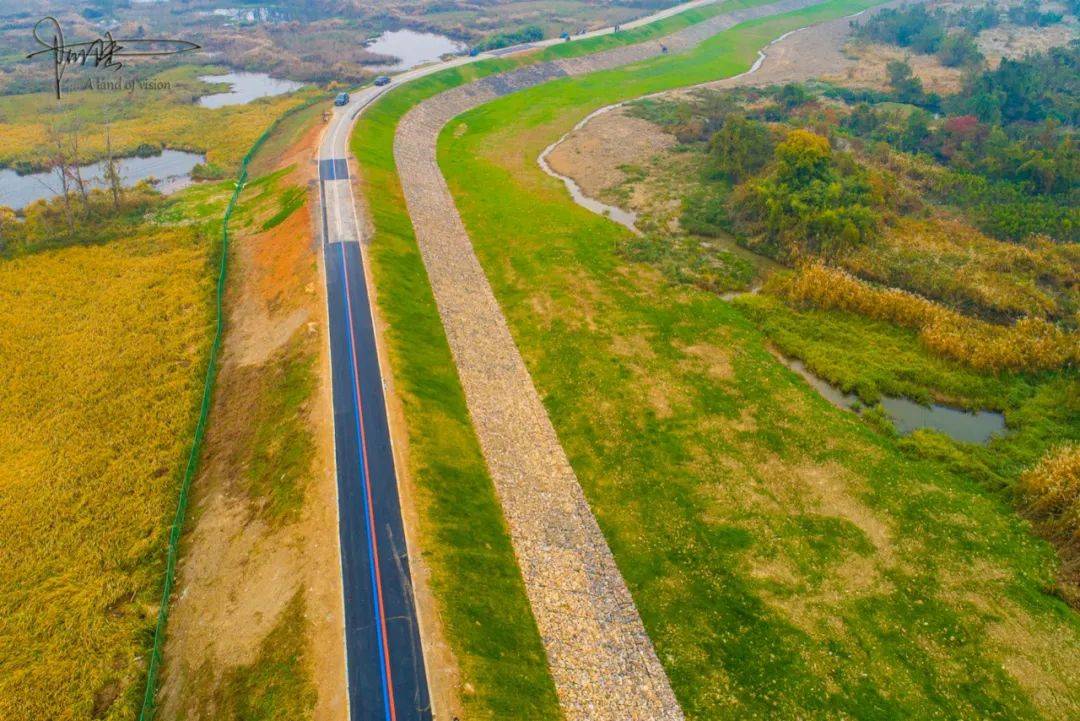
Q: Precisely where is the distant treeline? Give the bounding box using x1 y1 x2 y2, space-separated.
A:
854 1 1076 70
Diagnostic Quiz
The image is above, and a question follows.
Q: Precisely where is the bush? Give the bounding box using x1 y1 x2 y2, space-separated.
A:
856 5 945 53
731 130 883 258
951 44 1080 125
937 32 983 68
887 60 926 105
707 115 774 182
473 25 544 52
681 186 731 236
1007 0 1063 27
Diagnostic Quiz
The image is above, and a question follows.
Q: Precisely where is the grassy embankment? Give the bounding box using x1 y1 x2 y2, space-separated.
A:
0 78 314 719
430 1 1080 719
348 2 790 717
608 62 1078 577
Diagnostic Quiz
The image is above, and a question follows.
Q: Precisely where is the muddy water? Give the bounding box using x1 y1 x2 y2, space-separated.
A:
780 356 1006 444
538 105 640 232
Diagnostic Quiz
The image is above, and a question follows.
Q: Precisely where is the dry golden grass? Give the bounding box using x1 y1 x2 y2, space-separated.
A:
1021 444 1080 550
772 262 1079 372
0 226 214 720
841 217 1075 322
0 64 323 720
1019 444 1080 605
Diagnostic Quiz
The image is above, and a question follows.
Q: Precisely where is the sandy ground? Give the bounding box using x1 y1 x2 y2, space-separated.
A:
978 19 1079 64
546 112 676 202
158 117 348 721
836 39 966 94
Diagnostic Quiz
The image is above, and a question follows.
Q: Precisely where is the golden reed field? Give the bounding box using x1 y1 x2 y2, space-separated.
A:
773 262 1080 373
0 227 214 719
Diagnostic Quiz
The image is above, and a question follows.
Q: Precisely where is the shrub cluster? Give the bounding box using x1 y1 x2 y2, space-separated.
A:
772 263 1079 372
473 24 544 52
730 129 884 259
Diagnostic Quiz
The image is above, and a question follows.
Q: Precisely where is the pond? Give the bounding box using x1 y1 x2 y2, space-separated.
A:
0 149 204 210
197 72 304 109
364 29 466 71
779 355 1007 445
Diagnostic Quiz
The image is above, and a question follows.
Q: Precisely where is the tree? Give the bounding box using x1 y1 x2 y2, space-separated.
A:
103 123 123 211
731 129 882 258
777 83 810 110
887 59 925 104
775 128 832 184
937 32 983 67
45 125 76 235
900 109 932 153
708 115 774 182
843 103 881 135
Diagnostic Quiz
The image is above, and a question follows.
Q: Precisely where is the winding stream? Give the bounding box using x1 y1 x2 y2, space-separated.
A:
537 15 1005 445
536 25 808 232
779 355 1006 444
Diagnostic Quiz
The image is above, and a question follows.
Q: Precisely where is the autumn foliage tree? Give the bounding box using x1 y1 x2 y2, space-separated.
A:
730 129 883 259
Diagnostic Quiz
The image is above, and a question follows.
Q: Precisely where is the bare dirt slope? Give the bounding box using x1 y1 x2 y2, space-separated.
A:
158 115 347 721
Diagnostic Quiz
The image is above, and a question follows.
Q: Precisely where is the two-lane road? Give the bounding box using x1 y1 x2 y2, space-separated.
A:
319 116 430 721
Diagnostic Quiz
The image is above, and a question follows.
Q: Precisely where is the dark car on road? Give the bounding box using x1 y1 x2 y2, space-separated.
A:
374 75 391 86
334 92 349 106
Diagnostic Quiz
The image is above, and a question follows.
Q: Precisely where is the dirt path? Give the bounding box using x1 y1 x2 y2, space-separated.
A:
391 1 832 718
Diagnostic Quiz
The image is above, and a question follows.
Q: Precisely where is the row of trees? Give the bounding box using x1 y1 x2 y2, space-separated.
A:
473 24 544 52
843 103 1077 196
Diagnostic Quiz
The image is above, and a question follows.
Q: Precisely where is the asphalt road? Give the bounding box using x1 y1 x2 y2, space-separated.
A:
315 2 725 718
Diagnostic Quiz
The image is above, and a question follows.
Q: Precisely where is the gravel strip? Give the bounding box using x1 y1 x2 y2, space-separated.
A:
392 2 827 718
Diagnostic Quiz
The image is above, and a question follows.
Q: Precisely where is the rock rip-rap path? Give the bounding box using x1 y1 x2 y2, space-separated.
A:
392 1 823 718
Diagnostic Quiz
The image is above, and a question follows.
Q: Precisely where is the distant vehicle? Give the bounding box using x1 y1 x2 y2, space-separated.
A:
374 75 391 86
334 92 349 106
560 32 571 41
468 47 480 57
